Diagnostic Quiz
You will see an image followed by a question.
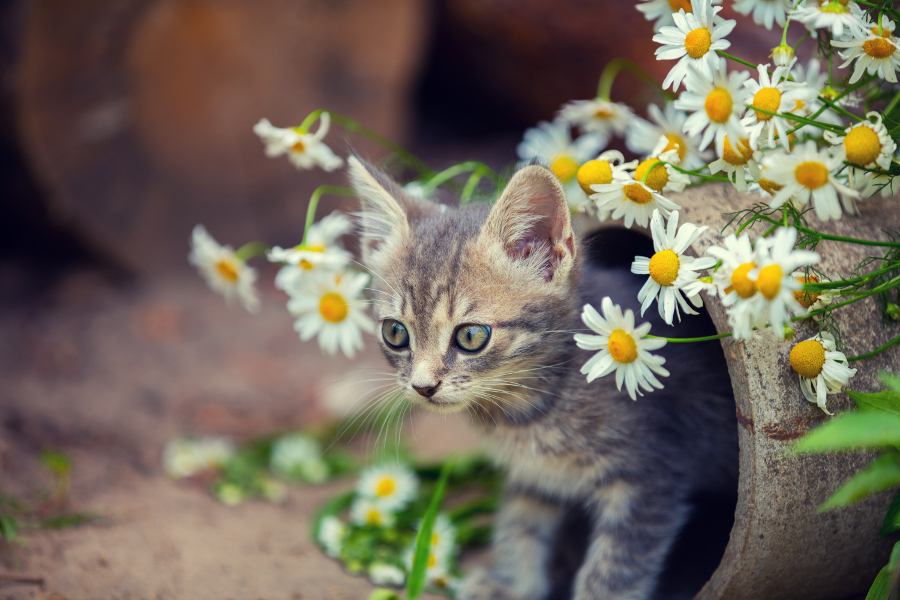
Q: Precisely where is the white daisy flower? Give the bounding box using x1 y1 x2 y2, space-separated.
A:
253 113 344 172
369 563 406 587
427 566 460 591
270 212 354 295
575 150 639 220
791 0 867 38
517 117 608 213
653 0 736 92
403 542 455 589
789 333 857 414
761 140 859 221
350 497 396 528
589 157 682 229
791 272 839 320
559 98 634 142
824 112 896 170
675 66 750 155
163 437 235 479
636 0 722 32
708 135 762 192
356 463 418 512
748 169 789 202
706 233 768 340
770 43 795 67
189 225 260 314
857 166 900 198
632 210 717 325
625 103 712 171
421 513 457 559
317 515 345 557
286 270 374 358
832 16 900 83
734 0 791 29
270 433 330 483
743 62 813 151
574 298 670 401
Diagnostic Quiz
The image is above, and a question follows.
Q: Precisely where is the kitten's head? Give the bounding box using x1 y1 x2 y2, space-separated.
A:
350 156 580 417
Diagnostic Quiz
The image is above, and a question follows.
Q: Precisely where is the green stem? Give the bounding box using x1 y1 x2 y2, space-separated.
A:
716 51 756 70
747 104 845 133
645 332 733 343
795 274 900 321
744 214 900 248
234 241 271 262
803 263 900 290
301 185 356 246
884 86 900 116
848 334 900 362
422 161 502 197
461 168 487 206
791 31 811 50
818 96 863 122
299 109 434 177
596 58 674 101
666 162 731 183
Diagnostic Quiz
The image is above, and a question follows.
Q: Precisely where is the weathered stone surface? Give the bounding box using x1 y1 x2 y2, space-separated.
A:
670 185 899 600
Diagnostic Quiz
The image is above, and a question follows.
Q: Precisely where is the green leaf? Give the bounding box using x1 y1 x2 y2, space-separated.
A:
792 412 900 454
881 492 900 537
890 540 900 572
819 452 900 511
866 566 892 600
40 449 70 476
0 516 17 542
407 457 456 600
880 372 900 393
849 389 900 417
368 589 401 600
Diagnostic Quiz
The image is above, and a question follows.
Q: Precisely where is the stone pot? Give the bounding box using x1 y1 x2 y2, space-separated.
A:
670 185 899 600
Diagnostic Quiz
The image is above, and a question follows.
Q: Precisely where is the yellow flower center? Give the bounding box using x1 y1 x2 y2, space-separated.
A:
634 159 669 192
789 339 826 379
661 134 687 162
216 260 239 282
319 292 349 323
427 553 437 569
684 28 712 59
577 160 613 195
623 183 653 205
376 478 395 497
819 0 849 13
366 509 381 526
728 262 757 299
792 99 806 114
871 26 893 39
758 178 783 195
795 161 829 190
793 275 821 308
594 107 614 119
291 140 306 153
753 87 782 121
649 249 681 286
551 156 579 183
607 329 638 364
431 532 439 546
298 245 325 270
705 88 733 124
757 264 783 300
722 136 754 166
843 125 881 166
863 37 895 59
668 0 692 11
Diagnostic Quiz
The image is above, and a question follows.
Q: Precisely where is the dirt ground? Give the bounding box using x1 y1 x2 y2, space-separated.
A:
0 263 480 600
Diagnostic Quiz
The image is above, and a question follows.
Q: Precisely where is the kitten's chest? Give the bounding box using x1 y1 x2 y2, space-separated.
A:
487 421 613 500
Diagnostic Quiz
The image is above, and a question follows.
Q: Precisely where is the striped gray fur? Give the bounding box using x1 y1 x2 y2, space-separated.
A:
349 156 738 600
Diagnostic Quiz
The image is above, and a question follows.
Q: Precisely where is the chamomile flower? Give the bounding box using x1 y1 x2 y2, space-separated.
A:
734 0 791 30
675 66 750 155
636 0 722 32
791 0 866 38
559 98 634 142
789 333 857 414
761 141 859 221
356 463 418 512
253 112 344 172
771 43 795 67
706 233 768 340
270 212 354 294
517 117 607 213
575 151 638 220
163 437 235 479
625 103 711 171
369 563 405 587
424 513 457 558
653 0 736 92
832 16 900 83
189 225 260 313
574 298 670 401
791 272 838 320
743 62 813 151
749 170 788 202
270 433 330 483
632 210 717 324
824 112 896 170
350 497 396 528
708 135 761 192
857 166 900 198
317 515 345 558
286 269 374 358
589 154 682 229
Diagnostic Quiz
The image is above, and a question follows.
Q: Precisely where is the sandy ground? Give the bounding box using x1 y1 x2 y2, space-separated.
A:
0 264 480 600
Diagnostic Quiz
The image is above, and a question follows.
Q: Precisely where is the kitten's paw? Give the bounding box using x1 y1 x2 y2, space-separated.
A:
459 568 519 600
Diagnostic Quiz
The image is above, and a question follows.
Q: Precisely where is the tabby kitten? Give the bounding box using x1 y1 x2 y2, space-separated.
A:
349 155 738 600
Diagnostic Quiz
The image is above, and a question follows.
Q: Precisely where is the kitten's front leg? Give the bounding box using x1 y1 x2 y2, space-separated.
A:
460 489 563 600
573 480 690 600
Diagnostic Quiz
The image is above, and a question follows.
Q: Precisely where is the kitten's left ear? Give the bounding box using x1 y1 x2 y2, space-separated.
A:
480 165 576 282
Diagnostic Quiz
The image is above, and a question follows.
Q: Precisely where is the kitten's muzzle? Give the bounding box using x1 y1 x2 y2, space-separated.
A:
413 382 441 398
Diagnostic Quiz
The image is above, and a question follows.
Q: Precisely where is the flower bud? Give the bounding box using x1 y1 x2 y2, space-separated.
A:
887 303 900 320
770 43 794 67
782 326 795 342
821 85 840 102
700 276 713 284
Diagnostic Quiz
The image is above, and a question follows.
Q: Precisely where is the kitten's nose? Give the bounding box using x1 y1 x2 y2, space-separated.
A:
413 382 441 398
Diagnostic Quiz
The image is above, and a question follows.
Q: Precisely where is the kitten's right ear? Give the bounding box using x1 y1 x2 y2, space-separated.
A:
348 155 413 262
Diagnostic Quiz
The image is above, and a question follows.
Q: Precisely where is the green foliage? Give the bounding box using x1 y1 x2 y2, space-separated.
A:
369 590 401 600
40 449 71 476
819 452 900 512
849 389 900 416
867 566 893 600
881 493 900 537
408 458 455 600
791 411 900 453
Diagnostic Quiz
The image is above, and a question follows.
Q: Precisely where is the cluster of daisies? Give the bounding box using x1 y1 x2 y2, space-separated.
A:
317 463 461 591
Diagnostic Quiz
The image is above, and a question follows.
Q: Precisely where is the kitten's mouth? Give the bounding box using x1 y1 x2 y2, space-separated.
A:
415 395 466 414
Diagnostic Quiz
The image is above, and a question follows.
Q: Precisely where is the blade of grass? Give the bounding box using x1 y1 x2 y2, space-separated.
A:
407 457 456 600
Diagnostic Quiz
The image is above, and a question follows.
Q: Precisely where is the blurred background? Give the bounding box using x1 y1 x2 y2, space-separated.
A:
0 1 773 597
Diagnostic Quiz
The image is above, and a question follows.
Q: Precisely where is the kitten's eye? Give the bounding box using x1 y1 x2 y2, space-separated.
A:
382 319 410 349
455 324 491 352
